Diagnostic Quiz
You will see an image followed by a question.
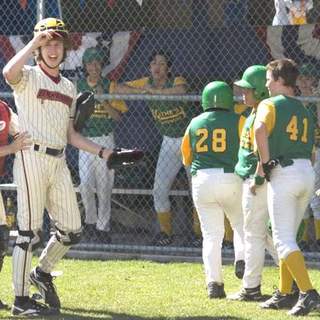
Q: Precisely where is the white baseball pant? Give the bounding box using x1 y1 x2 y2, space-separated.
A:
310 148 320 219
242 179 278 289
153 135 191 213
192 168 244 285
268 159 315 259
79 133 114 231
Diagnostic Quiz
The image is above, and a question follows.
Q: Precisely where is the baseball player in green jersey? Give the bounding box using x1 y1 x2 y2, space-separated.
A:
255 58 320 316
181 81 245 298
115 50 200 246
77 47 127 243
228 65 279 302
297 63 320 251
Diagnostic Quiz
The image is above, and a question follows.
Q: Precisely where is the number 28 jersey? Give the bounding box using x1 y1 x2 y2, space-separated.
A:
255 95 314 160
181 110 245 175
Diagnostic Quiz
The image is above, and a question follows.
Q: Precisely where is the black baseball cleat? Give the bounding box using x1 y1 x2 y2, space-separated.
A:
30 267 61 309
152 232 173 246
12 298 59 316
260 289 297 309
235 260 245 279
288 289 320 316
228 285 263 301
207 282 226 299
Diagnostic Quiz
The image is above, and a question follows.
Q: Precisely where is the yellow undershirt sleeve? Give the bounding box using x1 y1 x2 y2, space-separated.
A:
255 100 276 136
181 126 193 166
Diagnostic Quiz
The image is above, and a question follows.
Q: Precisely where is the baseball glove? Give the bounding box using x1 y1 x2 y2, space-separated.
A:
107 148 144 169
73 91 95 132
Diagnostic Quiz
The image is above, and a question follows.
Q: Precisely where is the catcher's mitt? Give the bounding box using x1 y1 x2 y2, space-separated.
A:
73 91 95 132
107 148 144 169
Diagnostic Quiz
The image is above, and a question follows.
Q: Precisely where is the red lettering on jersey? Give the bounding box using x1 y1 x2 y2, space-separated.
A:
37 89 73 108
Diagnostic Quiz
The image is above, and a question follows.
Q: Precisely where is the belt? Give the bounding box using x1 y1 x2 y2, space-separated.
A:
34 144 64 157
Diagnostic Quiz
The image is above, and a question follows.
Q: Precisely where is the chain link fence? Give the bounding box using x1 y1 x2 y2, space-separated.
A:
1 1 320 258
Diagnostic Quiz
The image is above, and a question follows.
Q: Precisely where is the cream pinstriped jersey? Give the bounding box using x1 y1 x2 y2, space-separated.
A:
8 65 76 148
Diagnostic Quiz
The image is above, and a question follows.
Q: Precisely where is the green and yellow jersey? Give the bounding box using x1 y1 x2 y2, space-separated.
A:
125 76 195 137
255 95 314 160
181 110 246 176
77 78 127 138
235 109 258 179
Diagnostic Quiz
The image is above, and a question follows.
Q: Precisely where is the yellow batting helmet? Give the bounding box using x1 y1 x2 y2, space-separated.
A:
34 17 68 38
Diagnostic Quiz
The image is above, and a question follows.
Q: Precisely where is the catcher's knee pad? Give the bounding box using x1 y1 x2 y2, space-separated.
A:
15 229 43 252
55 227 82 246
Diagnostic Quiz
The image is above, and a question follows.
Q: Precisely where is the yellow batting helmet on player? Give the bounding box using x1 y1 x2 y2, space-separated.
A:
33 17 71 63
34 18 68 38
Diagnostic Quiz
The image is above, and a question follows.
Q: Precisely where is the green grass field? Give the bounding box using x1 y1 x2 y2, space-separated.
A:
0 257 319 319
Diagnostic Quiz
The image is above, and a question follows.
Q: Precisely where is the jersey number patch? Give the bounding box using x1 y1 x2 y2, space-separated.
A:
286 115 308 143
195 128 226 153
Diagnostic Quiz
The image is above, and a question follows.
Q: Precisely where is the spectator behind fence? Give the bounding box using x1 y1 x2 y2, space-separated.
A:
181 81 245 299
273 0 313 25
115 50 201 246
297 63 320 251
77 47 128 244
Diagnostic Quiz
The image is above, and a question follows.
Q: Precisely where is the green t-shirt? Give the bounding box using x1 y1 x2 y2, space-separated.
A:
235 109 258 179
187 110 241 175
148 78 195 138
77 78 114 137
261 95 314 160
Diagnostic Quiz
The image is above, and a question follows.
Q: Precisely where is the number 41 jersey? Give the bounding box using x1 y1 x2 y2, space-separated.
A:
255 95 314 160
181 110 245 176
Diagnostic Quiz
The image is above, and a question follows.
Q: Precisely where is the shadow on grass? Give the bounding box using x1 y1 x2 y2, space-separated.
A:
0 306 248 320
39 306 247 320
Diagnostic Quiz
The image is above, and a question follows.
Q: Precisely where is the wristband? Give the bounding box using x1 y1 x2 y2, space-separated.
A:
254 175 265 185
98 147 105 159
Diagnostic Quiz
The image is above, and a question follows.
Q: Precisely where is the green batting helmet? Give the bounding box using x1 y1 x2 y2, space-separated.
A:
82 47 104 66
201 81 233 111
234 65 269 101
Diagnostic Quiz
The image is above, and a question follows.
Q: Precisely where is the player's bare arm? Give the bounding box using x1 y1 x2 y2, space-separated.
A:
114 82 146 94
0 132 31 157
3 30 57 84
67 122 112 160
254 121 270 179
